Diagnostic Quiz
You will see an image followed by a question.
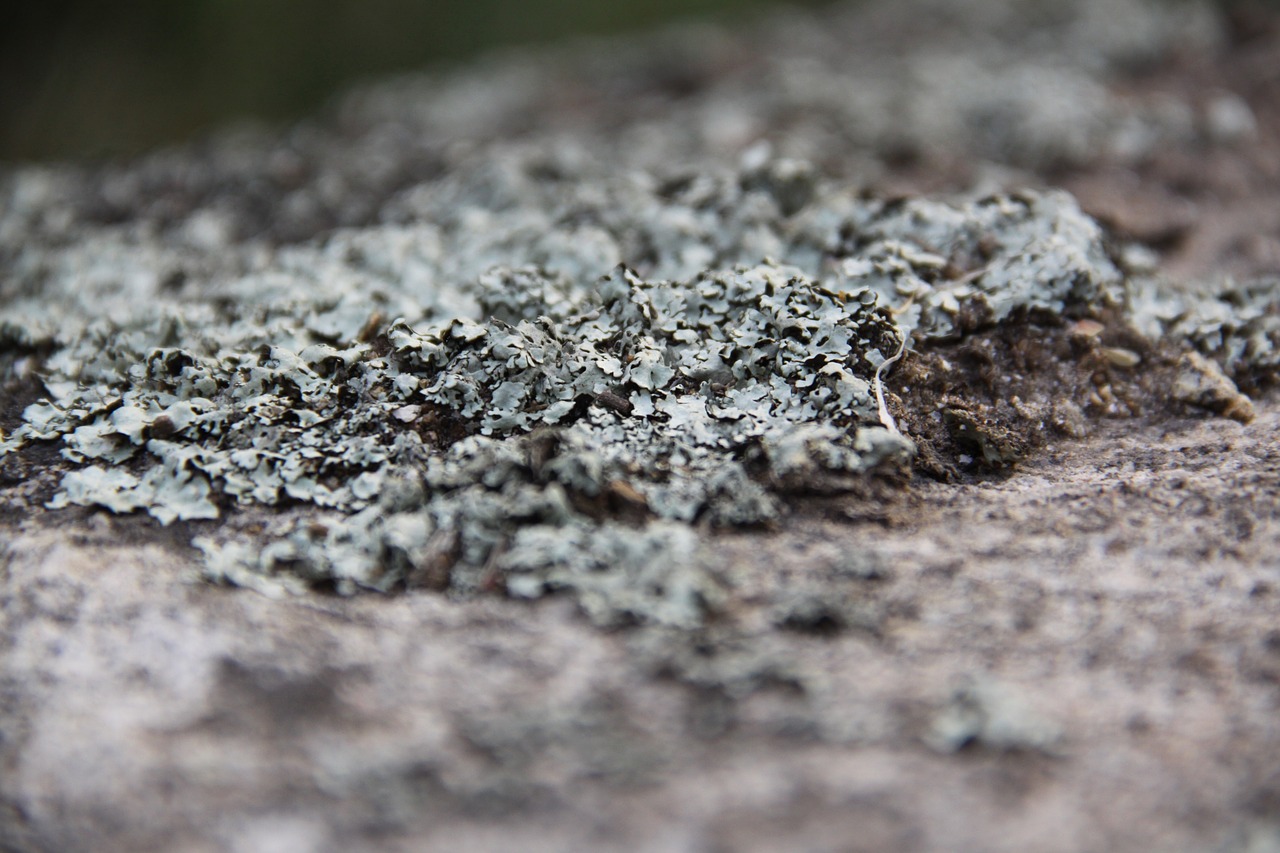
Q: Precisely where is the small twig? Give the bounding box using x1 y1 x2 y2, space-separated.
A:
889 294 917 316
955 265 990 285
873 329 910 436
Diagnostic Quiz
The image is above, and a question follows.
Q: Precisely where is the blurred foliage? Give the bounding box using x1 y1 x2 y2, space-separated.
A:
0 0 829 163
2 0 1270 163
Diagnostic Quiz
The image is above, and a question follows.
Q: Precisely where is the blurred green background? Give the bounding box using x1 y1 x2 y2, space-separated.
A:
1 0 827 164
5 0 1271 164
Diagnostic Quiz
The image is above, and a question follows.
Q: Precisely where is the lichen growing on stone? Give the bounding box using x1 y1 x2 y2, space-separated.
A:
2 0 1271 626
0 139 1134 621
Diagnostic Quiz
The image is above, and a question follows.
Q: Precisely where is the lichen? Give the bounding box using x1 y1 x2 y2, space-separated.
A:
2 0 1269 627
0 148 1129 621
1162 280 1280 388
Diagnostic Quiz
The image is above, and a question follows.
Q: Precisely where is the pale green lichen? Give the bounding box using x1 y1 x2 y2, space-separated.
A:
1124 274 1280 407
2 0 1268 627
0 156 1127 622
1152 279 1280 385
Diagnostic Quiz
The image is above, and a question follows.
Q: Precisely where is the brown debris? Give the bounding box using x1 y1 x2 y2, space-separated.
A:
1172 351 1257 423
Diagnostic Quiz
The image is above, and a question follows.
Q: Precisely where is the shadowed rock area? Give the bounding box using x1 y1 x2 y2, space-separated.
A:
2 0 1280 850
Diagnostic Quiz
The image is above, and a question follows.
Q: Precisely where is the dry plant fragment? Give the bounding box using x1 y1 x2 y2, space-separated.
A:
1172 352 1256 424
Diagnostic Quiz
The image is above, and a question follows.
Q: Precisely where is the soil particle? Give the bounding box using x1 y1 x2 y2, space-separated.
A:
1172 350 1258 422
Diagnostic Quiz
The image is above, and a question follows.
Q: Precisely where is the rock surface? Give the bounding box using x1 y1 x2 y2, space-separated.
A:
3 0 1280 850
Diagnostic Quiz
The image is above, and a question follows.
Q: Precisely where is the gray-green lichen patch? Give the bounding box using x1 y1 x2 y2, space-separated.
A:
1129 277 1280 393
5 14 1268 626
0 144 1135 624
828 190 1122 340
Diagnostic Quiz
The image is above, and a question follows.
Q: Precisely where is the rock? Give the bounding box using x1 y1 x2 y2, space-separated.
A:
2 0 1280 850
926 678 1064 755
